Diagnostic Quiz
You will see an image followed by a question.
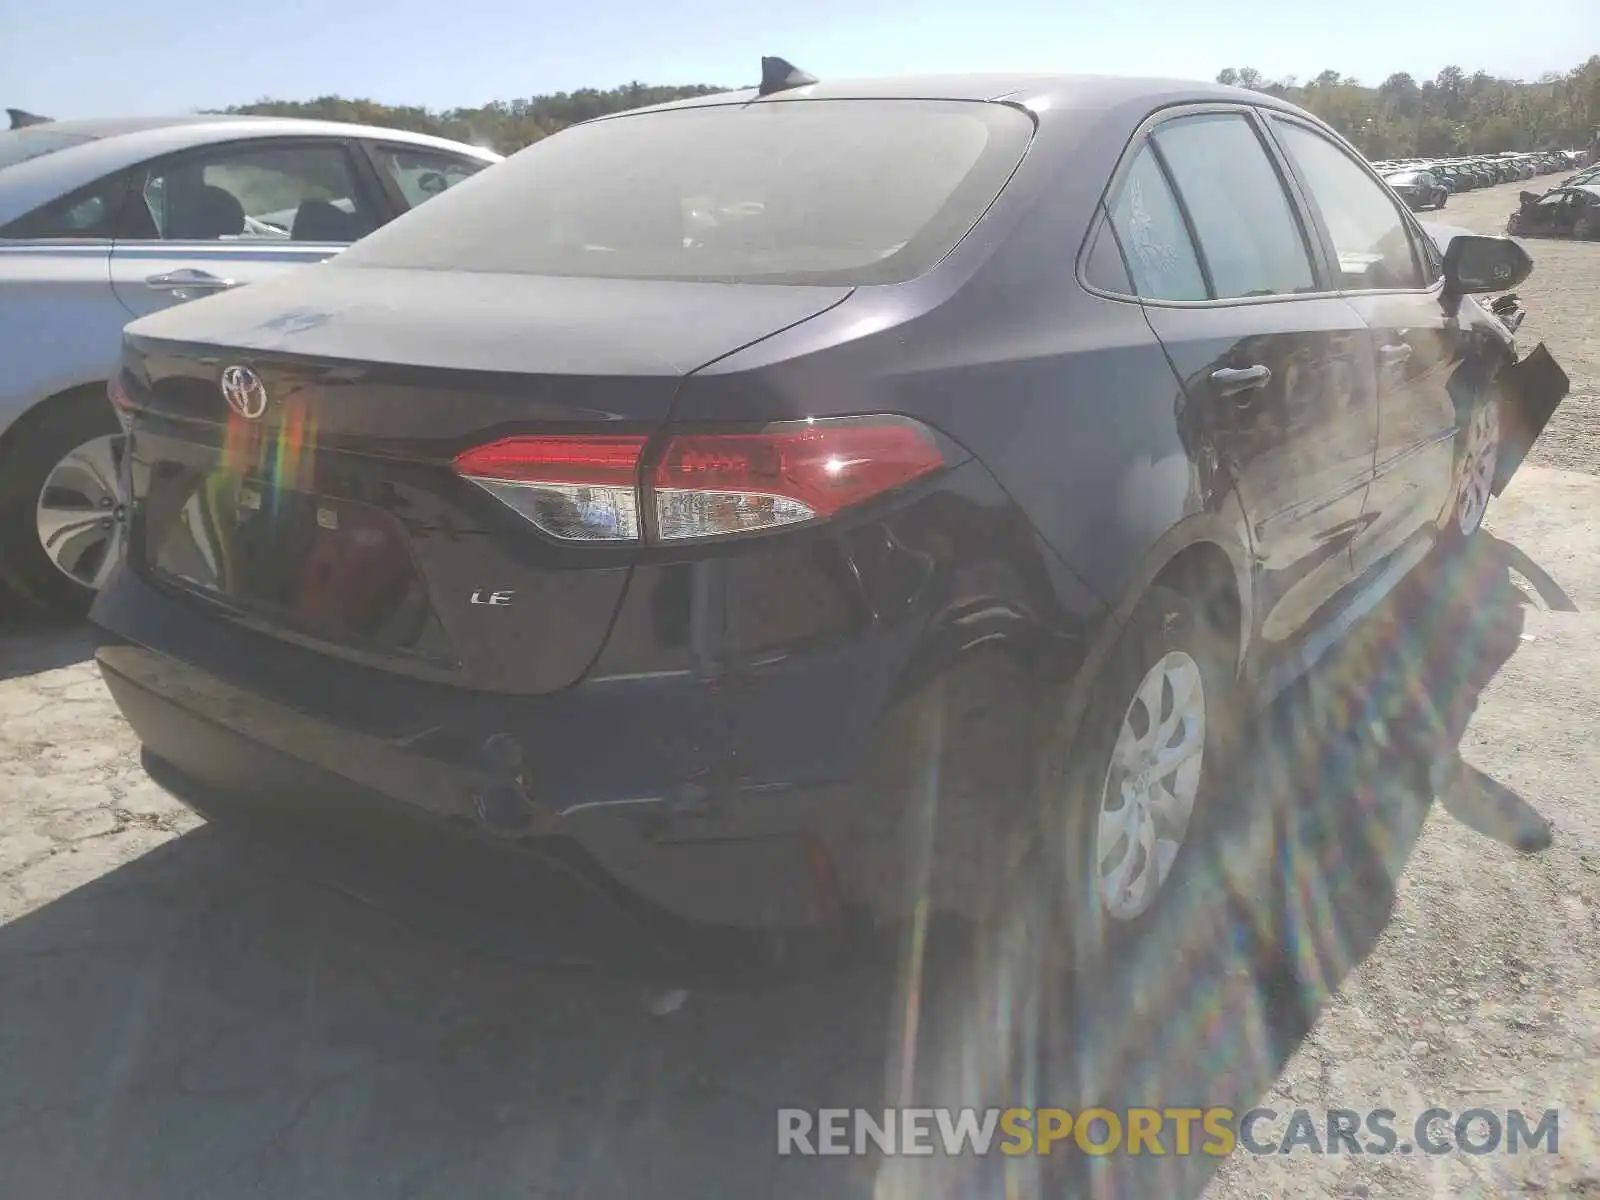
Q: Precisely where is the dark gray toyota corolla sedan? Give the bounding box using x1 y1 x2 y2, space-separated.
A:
90 69 1565 968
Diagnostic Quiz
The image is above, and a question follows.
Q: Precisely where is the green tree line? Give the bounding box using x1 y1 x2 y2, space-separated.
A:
221 58 1600 159
1217 57 1600 157
219 83 725 153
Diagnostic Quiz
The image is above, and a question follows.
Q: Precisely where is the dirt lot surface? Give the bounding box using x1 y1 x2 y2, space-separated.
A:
0 177 1595 1199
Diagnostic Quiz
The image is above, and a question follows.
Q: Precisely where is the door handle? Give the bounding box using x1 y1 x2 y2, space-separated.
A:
145 268 236 295
1210 364 1272 397
1378 342 1414 366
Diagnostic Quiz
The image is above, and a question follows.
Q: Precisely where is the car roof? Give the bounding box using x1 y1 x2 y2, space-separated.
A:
601 71 1306 121
0 115 501 229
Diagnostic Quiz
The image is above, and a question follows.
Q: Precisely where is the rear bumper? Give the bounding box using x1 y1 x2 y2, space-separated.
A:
92 564 914 929
92 449 1096 929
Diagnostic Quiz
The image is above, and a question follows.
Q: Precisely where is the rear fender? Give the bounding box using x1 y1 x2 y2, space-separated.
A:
1032 499 1254 767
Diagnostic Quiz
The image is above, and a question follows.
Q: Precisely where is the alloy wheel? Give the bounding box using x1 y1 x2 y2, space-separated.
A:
1455 402 1499 537
1093 650 1207 921
35 433 127 591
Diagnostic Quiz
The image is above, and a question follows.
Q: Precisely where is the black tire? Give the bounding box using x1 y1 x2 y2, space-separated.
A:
1045 586 1243 973
0 388 124 616
1438 393 1500 552
949 582 1255 1153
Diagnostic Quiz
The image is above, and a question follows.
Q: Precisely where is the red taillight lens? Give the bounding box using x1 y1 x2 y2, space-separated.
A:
451 418 948 544
453 435 647 542
652 416 946 540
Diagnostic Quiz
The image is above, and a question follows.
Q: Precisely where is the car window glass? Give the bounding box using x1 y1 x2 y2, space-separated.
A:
1271 120 1426 291
371 145 490 210
1105 143 1207 301
337 100 1034 286
0 170 135 239
1152 113 1315 298
1082 209 1133 294
131 143 378 243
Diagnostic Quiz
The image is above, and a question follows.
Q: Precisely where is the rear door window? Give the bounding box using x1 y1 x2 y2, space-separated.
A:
1104 143 1208 301
1151 112 1316 299
369 144 492 210
127 142 381 244
336 100 1034 285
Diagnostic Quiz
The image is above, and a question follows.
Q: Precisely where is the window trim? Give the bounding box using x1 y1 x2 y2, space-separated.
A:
1075 101 1338 309
112 135 392 245
1260 114 1445 298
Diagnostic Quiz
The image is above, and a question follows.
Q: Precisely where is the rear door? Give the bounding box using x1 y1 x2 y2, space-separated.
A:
108 138 390 320
1266 116 1460 579
1110 107 1380 644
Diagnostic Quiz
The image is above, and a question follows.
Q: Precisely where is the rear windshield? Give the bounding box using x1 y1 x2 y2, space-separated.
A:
336 99 1034 285
0 129 95 171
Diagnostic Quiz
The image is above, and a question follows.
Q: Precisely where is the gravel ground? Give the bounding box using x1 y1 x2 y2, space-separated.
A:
0 177 1595 1199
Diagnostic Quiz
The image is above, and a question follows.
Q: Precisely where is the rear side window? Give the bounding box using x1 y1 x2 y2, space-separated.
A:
1270 120 1428 292
0 170 143 239
1082 209 1133 294
369 144 491 210
1105 144 1207 302
1152 113 1316 299
336 100 1034 285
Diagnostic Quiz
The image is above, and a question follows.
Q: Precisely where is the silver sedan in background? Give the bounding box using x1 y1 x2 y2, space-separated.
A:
0 115 500 612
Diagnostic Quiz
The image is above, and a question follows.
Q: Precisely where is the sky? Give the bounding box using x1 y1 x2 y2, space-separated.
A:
4 0 1596 120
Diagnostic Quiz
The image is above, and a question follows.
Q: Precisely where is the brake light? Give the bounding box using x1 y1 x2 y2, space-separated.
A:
653 416 947 540
451 417 948 544
453 435 648 542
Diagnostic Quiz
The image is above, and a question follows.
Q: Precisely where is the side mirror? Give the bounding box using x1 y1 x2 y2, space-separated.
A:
1442 234 1533 296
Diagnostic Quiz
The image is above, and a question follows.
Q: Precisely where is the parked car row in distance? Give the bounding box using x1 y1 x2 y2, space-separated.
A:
1374 149 1580 211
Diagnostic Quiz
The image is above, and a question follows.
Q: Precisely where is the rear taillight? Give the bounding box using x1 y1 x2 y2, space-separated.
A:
453 435 648 541
452 416 948 544
652 417 946 540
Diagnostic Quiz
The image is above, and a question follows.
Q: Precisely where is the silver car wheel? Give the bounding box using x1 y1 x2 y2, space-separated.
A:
1094 650 1207 922
1455 401 1499 537
35 433 127 591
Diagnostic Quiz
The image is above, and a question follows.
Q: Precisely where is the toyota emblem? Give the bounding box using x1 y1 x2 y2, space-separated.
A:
220 365 269 420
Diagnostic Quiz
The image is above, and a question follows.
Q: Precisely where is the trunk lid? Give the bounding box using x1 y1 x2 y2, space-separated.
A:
118 266 851 694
